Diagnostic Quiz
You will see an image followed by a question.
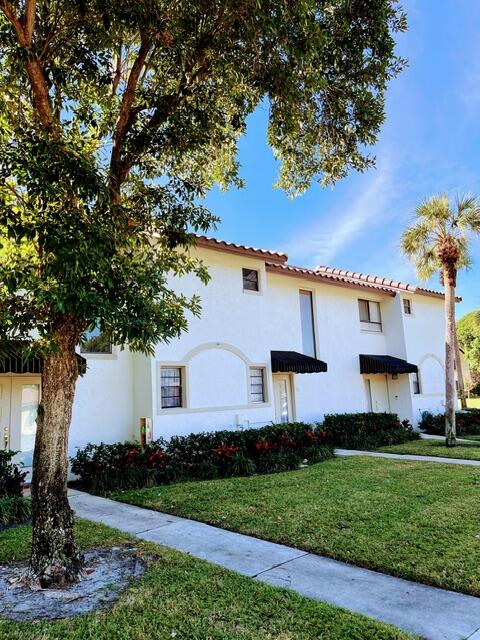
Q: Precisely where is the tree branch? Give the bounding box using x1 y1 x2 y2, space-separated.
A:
23 0 36 45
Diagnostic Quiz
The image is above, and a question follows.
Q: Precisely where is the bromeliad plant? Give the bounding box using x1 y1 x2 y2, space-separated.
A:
0 0 406 586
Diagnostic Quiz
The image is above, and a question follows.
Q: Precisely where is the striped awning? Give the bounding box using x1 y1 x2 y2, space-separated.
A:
0 343 87 375
359 354 418 375
271 351 328 374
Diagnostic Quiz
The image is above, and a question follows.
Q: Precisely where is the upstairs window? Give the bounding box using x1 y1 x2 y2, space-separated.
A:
299 289 316 357
412 371 421 395
358 299 382 332
403 299 413 315
249 367 266 403
160 367 183 408
80 326 112 354
242 268 259 292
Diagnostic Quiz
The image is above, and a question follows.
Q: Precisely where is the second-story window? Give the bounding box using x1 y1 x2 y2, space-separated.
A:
403 299 413 315
242 268 259 292
358 299 382 332
299 289 316 357
80 326 112 354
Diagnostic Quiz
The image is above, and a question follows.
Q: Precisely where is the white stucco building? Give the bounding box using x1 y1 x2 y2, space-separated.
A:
1 235 450 466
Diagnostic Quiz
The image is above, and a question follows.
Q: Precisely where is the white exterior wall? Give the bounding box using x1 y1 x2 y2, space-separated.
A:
70 347 135 452
402 293 446 423
67 245 447 446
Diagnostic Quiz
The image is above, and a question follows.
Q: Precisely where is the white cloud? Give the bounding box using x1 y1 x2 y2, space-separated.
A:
284 158 395 267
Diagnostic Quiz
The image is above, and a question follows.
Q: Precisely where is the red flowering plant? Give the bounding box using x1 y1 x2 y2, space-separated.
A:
211 443 239 462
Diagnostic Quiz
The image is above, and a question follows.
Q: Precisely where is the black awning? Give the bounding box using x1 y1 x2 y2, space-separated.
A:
0 343 87 375
271 350 327 374
359 354 418 375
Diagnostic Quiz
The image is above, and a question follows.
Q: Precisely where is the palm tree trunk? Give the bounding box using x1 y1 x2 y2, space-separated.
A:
30 318 83 586
444 272 457 447
454 329 468 410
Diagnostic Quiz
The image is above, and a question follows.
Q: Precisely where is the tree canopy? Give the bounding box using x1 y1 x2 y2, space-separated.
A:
457 310 480 373
0 0 407 354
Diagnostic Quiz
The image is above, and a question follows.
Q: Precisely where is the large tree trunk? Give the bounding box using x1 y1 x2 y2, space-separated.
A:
30 318 83 587
454 329 468 410
444 272 457 447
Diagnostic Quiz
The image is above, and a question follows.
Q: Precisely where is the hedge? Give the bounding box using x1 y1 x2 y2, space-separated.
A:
419 410 480 436
321 412 420 450
71 422 335 494
0 450 30 528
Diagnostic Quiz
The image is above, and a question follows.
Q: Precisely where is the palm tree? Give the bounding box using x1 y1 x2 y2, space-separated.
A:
402 194 480 447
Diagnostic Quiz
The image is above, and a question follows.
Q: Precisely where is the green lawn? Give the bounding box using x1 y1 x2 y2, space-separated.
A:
467 398 480 409
377 437 480 460
112 457 480 596
0 519 413 640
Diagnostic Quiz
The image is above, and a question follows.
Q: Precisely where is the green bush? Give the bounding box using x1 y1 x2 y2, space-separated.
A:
419 411 480 436
321 412 419 450
0 450 27 497
71 422 335 493
0 495 31 527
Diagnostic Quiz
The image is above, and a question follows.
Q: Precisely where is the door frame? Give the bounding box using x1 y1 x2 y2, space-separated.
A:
0 375 41 458
273 373 296 423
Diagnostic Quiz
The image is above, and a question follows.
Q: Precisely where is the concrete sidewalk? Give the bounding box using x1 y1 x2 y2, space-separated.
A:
336 448 480 465
69 489 480 640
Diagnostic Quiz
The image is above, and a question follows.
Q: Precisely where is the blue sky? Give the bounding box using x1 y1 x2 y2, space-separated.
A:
204 1 480 319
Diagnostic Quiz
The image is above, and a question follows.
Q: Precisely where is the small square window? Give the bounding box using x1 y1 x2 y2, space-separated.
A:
358 299 382 332
80 326 112 354
403 299 412 315
161 367 183 408
242 268 259 292
249 367 266 403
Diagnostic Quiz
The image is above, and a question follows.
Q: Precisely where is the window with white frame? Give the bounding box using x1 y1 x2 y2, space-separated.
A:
160 367 184 408
299 289 317 357
412 371 421 395
403 299 413 315
249 367 266 403
242 268 259 292
358 299 382 332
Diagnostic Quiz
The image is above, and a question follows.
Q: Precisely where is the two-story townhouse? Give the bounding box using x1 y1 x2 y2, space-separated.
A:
0 235 450 469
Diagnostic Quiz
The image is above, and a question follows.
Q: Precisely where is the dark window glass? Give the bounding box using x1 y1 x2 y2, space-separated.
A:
161 367 183 408
299 290 316 357
358 299 382 332
250 367 265 403
412 371 421 395
242 268 259 292
403 299 412 315
80 327 112 354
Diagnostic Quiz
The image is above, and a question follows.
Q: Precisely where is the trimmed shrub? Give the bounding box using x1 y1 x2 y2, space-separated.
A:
419 411 480 436
71 422 335 494
321 412 419 450
0 495 31 527
0 450 30 527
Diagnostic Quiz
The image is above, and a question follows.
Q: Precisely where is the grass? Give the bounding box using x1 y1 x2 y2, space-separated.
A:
467 397 480 409
112 457 480 596
0 519 414 639
377 437 480 460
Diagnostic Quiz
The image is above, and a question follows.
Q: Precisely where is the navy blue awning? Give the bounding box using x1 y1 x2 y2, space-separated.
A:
359 354 418 375
271 351 328 374
0 343 87 375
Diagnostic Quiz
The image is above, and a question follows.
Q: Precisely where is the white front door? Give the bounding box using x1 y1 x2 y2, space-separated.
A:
364 375 390 413
273 374 294 423
0 376 41 467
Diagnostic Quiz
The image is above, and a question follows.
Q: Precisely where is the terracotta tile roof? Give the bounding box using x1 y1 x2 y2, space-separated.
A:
194 234 454 301
265 262 397 296
195 235 287 264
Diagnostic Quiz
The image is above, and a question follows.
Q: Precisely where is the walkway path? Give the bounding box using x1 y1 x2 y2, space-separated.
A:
69 489 480 640
336 448 480 465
